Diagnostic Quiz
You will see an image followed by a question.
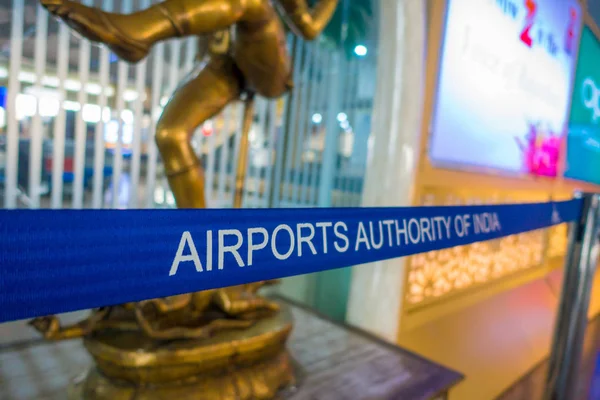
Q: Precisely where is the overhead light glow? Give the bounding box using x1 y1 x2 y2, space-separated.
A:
85 83 103 95
39 99 60 118
64 79 82 91
82 104 102 123
63 100 81 111
18 71 36 83
15 94 37 120
121 109 134 125
312 113 323 124
354 45 367 57
103 107 111 123
42 76 60 87
123 89 139 102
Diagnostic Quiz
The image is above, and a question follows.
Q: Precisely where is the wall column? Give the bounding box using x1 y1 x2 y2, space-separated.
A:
345 0 427 342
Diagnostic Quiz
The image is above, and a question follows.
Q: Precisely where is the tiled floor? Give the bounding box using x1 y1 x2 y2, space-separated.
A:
0 301 461 400
0 340 91 400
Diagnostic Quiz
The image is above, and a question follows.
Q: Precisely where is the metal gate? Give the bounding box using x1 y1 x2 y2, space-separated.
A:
0 0 376 212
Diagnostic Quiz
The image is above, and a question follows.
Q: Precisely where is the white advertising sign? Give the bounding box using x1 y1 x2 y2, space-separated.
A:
429 0 581 176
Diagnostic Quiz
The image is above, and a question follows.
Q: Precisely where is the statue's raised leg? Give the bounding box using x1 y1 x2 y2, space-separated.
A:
40 0 251 63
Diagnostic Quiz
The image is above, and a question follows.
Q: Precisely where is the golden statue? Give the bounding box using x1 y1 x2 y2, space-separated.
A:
30 0 339 398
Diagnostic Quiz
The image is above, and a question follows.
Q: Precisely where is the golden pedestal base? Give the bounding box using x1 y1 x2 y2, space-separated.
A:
68 303 295 399
68 352 293 400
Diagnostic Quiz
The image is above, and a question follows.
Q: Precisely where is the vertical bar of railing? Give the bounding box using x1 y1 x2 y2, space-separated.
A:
317 52 341 208
337 57 356 206
184 37 196 76
91 0 112 209
5 0 24 209
228 103 243 207
112 68 127 208
290 43 312 206
262 100 279 208
92 0 113 209
342 58 360 207
128 26 147 207
205 112 217 205
29 4 48 208
245 97 268 208
129 0 150 209
111 0 133 209
72 0 93 209
268 96 287 208
267 35 294 209
216 106 232 206
544 193 600 400
300 44 322 205
51 23 70 209
309 50 330 206
145 42 165 208
282 40 304 206
244 98 260 207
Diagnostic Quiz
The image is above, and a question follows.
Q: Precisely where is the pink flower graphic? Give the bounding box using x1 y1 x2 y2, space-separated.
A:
516 123 562 176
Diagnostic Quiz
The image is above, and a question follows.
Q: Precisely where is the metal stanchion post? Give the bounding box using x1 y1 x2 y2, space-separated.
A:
544 193 600 400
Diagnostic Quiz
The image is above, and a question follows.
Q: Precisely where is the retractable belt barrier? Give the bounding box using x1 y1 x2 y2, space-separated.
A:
0 199 583 323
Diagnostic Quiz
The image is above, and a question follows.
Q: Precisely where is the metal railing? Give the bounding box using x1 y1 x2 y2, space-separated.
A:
0 0 376 211
545 193 600 400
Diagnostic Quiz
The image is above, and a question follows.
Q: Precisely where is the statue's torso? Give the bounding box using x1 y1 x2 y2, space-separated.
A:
204 0 293 98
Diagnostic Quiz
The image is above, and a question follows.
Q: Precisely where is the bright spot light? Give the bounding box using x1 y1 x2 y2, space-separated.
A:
123 89 139 102
354 45 367 57
166 191 175 206
312 113 323 124
16 94 37 120
63 101 81 111
154 187 165 204
18 72 36 83
39 98 60 118
104 120 119 143
85 83 102 95
337 112 347 122
121 109 134 125
64 79 82 91
102 107 111 123
82 104 101 123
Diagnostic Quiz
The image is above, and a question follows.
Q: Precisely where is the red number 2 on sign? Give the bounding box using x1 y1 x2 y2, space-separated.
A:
520 0 537 47
565 7 577 54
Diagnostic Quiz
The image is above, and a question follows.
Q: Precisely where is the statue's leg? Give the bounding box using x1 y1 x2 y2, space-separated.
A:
213 286 280 318
156 55 243 208
137 294 193 313
40 0 252 63
134 307 253 340
29 308 111 340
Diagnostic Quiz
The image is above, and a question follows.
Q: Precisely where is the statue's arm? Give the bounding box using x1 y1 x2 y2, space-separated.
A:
277 0 339 40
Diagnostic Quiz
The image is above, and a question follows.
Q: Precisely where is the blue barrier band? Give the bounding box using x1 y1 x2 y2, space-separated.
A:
0 199 582 323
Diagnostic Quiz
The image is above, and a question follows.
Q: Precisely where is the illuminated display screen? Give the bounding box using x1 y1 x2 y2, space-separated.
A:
429 0 581 177
565 26 600 186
